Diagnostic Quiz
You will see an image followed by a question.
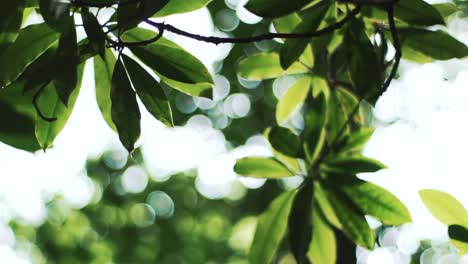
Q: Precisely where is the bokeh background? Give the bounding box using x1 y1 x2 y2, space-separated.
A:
1 0 468 263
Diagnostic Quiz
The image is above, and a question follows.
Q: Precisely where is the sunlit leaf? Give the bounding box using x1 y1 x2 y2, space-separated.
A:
0 23 59 88
234 157 295 179
153 0 212 17
35 64 84 149
276 76 311 125
419 189 468 227
433 3 459 18
249 191 296 264
308 207 336 264
335 178 412 225
339 127 375 153
238 53 308 81
94 49 117 131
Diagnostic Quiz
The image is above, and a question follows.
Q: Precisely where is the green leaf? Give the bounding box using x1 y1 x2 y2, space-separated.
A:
448 225 468 255
398 28 468 62
314 182 341 228
249 191 297 264
117 0 169 30
234 157 295 179
81 7 106 58
321 155 387 175
110 59 141 153
279 1 330 69
39 0 70 32
345 19 382 101
326 89 347 145
0 97 40 152
122 28 213 85
419 189 468 227
0 23 60 88
94 49 117 132
288 179 314 263
54 16 78 105
238 53 309 81
0 1 25 51
264 128 303 175
304 91 327 167
335 178 411 225
339 127 375 153
245 0 313 18
276 76 311 125
268 126 301 157
393 0 445 26
153 0 212 17
433 3 459 18
122 54 174 127
35 64 84 149
308 207 336 264
325 187 375 249
161 78 213 98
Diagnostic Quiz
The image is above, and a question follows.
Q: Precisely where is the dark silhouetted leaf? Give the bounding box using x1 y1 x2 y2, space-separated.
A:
304 90 327 167
110 59 141 153
393 0 445 26
245 0 313 18
448 225 468 254
0 1 25 51
122 54 173 127
81 7 106 58
268 126 301 157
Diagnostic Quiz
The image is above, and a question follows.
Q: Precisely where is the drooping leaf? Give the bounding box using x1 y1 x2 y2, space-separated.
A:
238 53 309 81
153 0 212 17
54 15 78 105
234 157 295 179
110 59 141 153
249 191 297 264
81 7 106 58
117 0 169 31
276 76 311 125
419 189 468 227
268 126 301 157
321 155 387 175
122 28 213 85
288 178 314 263
334 178 412 225
393 0 445 26
0 23 60 88
0 1 25 51
345 19 382 101
325 89 348 145
307 207 336 264
122 54 174 127
94 49 117 131
304 91 327 167
39 0 70 32
279 1 330 69
398 28 468 62
448 225 468 255
245 0 313 18
324 187 375 249
161 78 213 98
0 96 40 152
35 64 84 150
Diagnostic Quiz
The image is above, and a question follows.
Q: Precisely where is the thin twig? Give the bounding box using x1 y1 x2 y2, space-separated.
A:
381 5 401 94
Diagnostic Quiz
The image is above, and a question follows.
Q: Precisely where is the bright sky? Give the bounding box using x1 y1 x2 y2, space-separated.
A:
0 1 468 263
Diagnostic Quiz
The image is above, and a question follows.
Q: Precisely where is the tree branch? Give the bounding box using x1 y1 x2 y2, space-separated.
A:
381 5 401 94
